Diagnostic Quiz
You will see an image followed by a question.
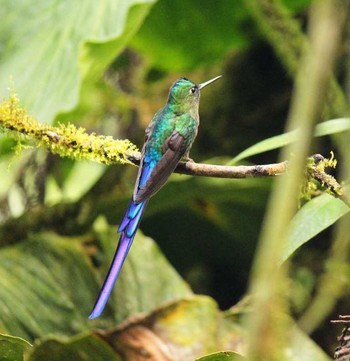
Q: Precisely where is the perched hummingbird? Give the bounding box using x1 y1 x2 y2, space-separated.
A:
89 75 221 319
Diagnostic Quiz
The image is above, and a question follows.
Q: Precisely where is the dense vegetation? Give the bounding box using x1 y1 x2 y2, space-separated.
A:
0 0 349 360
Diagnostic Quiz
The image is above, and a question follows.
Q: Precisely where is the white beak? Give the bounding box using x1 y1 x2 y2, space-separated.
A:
197 75 222 89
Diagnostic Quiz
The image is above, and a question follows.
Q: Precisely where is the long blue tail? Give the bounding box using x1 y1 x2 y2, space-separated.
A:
89 199 148 319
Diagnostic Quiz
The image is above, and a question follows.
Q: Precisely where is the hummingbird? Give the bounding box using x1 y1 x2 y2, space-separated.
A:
89 75 221 319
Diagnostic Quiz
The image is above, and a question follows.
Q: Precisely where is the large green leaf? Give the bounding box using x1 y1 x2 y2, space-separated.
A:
0 288 331 361
280 193 349 263
131 0 251 71
1 297 333 361
27 296 224 361
0 0 156 123
0 233 97 340
0 222 191 340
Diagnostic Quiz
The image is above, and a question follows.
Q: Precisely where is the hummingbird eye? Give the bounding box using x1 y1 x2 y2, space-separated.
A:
189 87 197 94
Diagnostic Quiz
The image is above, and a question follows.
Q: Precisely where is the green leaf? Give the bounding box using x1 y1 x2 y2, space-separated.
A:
131 0 251 71
0 0 156 122
196 351 246 361
0 333 32 361
230 118 350 164
0 224 191 340
28 296 223 360
27 334 118 361
46 161 107 204
1 293 331 360
229 130 298 164
280 193 349 263
0 234 97 340
314 118 350 137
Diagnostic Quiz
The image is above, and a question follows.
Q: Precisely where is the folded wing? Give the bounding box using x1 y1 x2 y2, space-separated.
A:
134 131 187 203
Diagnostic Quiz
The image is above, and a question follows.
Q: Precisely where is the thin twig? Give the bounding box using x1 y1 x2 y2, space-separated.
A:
127 154 288 178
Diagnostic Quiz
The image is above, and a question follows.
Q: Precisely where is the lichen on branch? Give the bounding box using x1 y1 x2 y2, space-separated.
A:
0 95 139 165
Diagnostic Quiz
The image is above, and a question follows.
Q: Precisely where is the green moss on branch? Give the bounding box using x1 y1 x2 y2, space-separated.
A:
0 95 139 165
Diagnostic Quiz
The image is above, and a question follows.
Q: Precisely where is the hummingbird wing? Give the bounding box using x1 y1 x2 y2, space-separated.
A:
133 130 187 203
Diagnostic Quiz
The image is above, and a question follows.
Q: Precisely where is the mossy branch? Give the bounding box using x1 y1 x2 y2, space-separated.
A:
304 154 350 207
0 95 139 165
0 95 348 207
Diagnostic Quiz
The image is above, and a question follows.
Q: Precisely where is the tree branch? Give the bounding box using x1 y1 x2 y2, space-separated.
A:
0 95 348 207
0 95 138 166
127 154 288 178
0 95 290 180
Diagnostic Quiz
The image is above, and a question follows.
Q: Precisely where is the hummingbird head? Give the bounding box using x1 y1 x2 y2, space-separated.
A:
167 76 221 112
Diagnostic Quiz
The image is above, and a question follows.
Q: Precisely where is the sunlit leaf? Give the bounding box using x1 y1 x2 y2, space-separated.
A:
0 0 156 122
229 130 298 164
58 162 106 203
314 118 350 137
230 118 350 164
280 193 349 263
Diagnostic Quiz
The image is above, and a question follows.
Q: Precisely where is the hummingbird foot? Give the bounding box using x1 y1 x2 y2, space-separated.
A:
182 156 195 163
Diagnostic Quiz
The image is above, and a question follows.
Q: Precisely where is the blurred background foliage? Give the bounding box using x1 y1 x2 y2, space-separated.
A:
0 0 349 360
